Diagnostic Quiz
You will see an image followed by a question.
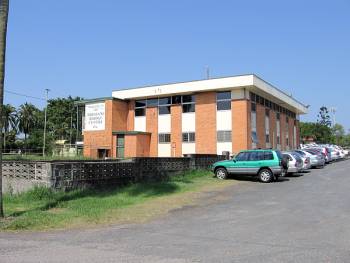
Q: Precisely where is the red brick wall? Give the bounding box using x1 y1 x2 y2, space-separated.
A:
171 105 182 157
83 100 129 159
269 110 276 148
256 104 265 149
127 100 135 131
195 92 217 154
232 99 250 154
146 107 158 157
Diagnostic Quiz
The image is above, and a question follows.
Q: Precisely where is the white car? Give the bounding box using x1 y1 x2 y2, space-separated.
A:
295 150 325 168
282 152 303 175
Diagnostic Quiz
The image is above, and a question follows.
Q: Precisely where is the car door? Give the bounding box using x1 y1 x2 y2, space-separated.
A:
226 152 250 174
246 151 263 174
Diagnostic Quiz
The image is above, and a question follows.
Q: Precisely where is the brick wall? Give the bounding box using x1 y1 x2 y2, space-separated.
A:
171 105 182 157
146 107 158 157
256 103 266 149
195 92 217 154
127 100 135 131
269 110 276 148
83 99 129 159
232 99 250 154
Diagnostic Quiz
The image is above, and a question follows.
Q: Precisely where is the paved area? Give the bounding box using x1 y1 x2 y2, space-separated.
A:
1 160 350 263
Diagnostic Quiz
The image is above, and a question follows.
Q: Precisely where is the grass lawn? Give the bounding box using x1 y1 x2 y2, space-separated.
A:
0 170 235 231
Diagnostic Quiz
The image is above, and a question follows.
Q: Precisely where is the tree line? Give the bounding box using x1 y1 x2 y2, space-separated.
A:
1 96 82 154
300 106 350 146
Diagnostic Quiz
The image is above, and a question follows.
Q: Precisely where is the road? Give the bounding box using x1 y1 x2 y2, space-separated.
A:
1 160 350 262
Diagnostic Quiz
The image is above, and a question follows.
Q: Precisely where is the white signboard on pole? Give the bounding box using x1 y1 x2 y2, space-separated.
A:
84 102 105 131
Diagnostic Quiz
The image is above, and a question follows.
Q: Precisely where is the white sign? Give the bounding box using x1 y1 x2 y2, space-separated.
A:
84 103 105 131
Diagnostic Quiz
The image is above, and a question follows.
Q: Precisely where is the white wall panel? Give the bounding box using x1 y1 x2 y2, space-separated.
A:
182 143 196 155
182 113 195 132
158 114 171 133
134 116 146 132
216 111 232 130
217 142 232 155
158 144 171 157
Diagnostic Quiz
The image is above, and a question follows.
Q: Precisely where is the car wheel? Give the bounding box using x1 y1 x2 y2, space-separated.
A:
215 168 228 180
258 168 273 183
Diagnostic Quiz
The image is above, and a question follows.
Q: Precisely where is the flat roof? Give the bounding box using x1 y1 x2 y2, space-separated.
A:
112 74 308 114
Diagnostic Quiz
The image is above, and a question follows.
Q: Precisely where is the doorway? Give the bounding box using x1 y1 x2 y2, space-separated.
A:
117 135 125 158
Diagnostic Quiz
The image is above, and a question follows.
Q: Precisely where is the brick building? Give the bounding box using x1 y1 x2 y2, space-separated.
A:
77 74 308 159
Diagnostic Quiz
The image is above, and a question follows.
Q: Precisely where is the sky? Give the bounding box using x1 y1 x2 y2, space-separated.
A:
4 0 350 130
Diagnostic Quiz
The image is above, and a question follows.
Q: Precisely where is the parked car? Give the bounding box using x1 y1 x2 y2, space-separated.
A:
292 151 311 171
212 149 287 183
295 149 325 168
306 147 331 163
282 152 303 175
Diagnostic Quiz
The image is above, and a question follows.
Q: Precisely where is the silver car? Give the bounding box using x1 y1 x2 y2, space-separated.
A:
282 152 303 175
295 150 325 168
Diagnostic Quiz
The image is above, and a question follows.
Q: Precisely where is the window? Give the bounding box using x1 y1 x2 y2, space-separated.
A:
171 95 181 104
251 102 256 112
250 92 256 102
277 136 280 144
217 130 232 142
135 108 145 117
135 100 146 117
248 151 264 161
146 98 158 107
182 95 195 113
182 95 195 103
263 151 274 160
265 134 270 143
217 100 231 111
251 131 258 143
182 132 195 142
182 103 195 113
159 106 170 115
276 112 280 120
158 97 171 115
216 91 231 111
158 97 171 105
265 109 270 116
235 152 250 161
286 138 289 146
159 133 171 143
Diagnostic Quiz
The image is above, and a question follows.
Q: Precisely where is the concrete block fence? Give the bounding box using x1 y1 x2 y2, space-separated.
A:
2 155 226 193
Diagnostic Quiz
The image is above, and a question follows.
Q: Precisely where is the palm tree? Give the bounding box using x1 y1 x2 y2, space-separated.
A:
17 103 40 150
0 0 10 218
1 104 17 150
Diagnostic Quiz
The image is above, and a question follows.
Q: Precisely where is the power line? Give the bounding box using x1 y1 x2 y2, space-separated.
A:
5 90 46 101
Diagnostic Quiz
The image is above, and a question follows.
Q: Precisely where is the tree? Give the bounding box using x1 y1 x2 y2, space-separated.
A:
300 121 332 144
332 123 345 146
0 0 10 218
1 104 17 150
17 103 42 150
47 96 82 142
317 106 332 127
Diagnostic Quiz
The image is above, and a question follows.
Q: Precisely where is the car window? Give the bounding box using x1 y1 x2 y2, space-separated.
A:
248 151 264 161
236 152 250 161
263 151 274 160
275 150 283 160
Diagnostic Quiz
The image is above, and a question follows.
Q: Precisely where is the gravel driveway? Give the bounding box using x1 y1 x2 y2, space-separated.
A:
1 159 350 263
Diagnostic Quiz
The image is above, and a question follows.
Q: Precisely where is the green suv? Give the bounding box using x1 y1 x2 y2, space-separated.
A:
212 149 286 183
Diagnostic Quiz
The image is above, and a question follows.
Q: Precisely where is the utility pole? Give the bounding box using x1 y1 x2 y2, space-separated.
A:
42 88 50 156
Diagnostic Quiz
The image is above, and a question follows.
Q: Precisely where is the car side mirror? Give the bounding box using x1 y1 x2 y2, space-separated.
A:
232 158 237 162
